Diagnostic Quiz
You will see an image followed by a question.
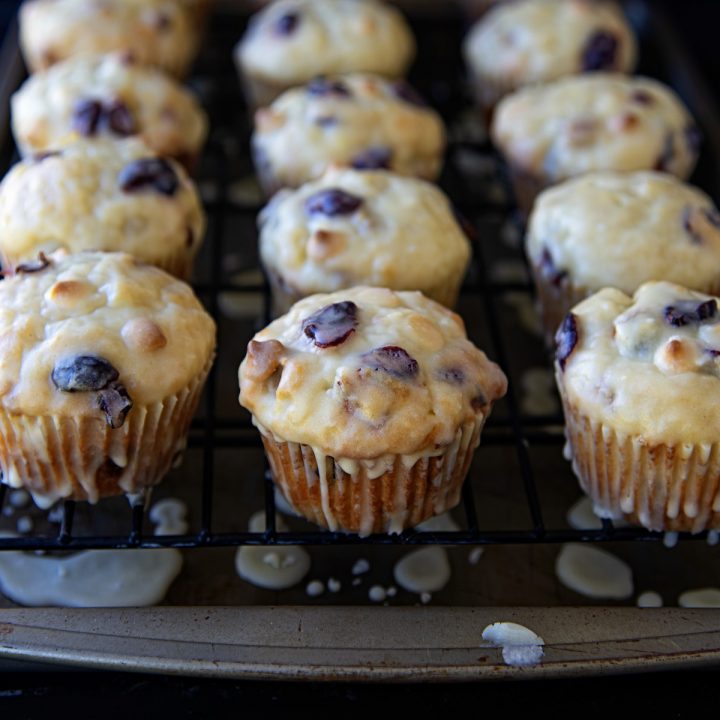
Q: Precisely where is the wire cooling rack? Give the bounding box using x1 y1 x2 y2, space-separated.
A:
0 0 719 552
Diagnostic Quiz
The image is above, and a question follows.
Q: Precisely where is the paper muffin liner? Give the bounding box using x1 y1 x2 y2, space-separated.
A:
528 261 589 346
558 379 720 533
256 415 487 536
0 356 213 508
505 163 553 218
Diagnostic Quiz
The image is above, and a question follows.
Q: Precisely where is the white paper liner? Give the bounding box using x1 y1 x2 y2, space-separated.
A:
0 356 213 508
558 380 720 533
257 415 486 536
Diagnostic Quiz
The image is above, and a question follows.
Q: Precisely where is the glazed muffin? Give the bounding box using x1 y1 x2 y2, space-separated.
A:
527 171 720 339
239 286 507 535
259 168 471 314
556 281 720 533
464 0 637 113
11 53 208 171
252 74 446 194
19 0 199 78
0 251 216 508
235 0 416 109
491 74 699 214
0 138 205 280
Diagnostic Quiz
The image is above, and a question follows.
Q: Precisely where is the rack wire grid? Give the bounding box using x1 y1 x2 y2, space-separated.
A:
0 0 718 553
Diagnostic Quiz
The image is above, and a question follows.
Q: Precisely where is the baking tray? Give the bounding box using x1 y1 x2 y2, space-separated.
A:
1 0 720 680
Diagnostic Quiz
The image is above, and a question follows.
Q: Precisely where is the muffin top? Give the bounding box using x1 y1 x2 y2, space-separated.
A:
528 172 720 295
239 286 507 458
19 0 198 77
237 0 415 85
0 251 216 422
252 74 446 188
0 138 205 272
557 281 720 444
492 74 699 181
11 53 208 163
258 168 471 297
464 0 636 89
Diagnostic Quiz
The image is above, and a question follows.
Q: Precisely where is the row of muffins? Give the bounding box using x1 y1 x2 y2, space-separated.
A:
235 0 510 534
463 2 720 533
0 0 218 508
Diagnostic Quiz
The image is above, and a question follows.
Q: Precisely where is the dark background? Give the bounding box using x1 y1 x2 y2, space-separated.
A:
0 0 719 715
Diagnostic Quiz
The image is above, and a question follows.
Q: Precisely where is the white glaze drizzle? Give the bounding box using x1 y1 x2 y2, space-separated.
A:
234 510 311 591
678 587 720 608
393 547 451 594
0 533 181 607
482 622 545 667
555 543 633 600
637 591 663 608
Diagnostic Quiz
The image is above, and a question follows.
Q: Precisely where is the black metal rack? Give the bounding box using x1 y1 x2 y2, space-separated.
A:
0 1 718 553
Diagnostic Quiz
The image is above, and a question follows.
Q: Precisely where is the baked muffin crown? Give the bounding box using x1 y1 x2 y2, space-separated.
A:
527 171 720 295
492 73 698 181
11 53 208 163
558 281 720 445
237 0 415 85
0 250 216 417
259 167 470 300
0 138 205 276
239 286 507 459
252 73 446 189
20 0 198 77
464 0 637 88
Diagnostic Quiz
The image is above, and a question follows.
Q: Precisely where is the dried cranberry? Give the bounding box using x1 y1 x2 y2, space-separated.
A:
304 189 363 217
664 300 717 327
556 313 578 371
97 382 133 429
540 248 568 288
359 346 419 379
72 99 103 136
72 98 135 137
105 100 136 136
16 252 50 274
392 81 427 107
581 31 618 71
630 89 654 105
118 158 179 196
654 133 675 172
302 301 359 348
351 147 392 170
307 77 350 98
52 355 119 392
274 12 299 35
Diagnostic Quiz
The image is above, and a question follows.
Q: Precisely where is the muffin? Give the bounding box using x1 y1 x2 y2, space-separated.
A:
0 138 205 280
11 53 208 171
0 251 216 508
259 168 471 314
491 74 700 214
252 74 446 194
527 171 720 339
556 281 720 533
239 286 507 535
464 0 637 114
235 0 416 109
19 0 199 78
